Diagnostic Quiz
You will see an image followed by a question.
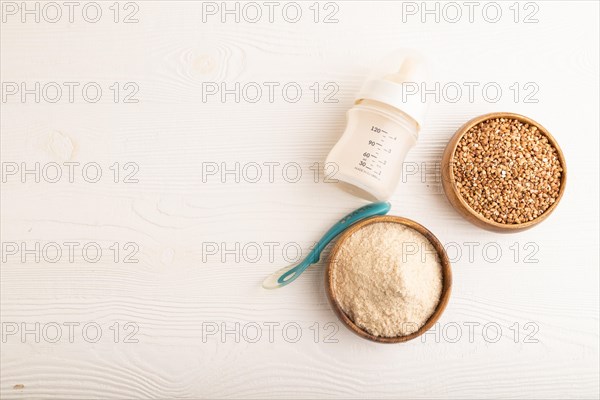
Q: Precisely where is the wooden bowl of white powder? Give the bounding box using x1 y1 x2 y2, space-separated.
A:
326 216 452 343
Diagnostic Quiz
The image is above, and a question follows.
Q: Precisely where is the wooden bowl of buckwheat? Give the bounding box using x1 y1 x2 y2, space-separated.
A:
441 112 567 232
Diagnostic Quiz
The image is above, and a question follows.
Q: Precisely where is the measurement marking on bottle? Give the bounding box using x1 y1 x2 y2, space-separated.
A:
357 125 397 180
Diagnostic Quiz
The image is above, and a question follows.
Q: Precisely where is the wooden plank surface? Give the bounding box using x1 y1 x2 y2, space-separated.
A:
1 1 599 398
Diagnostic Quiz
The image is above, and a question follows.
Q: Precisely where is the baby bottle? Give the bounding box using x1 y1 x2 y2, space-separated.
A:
325 50 429 201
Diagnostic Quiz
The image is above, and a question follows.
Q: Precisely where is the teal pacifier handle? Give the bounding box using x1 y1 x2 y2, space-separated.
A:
275 201 391 286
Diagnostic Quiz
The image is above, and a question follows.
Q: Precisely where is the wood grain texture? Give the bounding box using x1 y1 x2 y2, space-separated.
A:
1 1 599 399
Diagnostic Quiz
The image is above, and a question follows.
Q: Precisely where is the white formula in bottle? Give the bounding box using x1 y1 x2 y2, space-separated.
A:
326 50 429 201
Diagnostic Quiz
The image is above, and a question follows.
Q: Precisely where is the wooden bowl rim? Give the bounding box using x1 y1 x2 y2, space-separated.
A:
326 215 452 344
443 112 567 231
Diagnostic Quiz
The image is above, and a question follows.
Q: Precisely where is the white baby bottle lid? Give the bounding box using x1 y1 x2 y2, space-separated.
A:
355 50 429 129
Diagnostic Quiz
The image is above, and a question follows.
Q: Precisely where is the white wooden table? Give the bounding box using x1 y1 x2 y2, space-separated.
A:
1 1 599 398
